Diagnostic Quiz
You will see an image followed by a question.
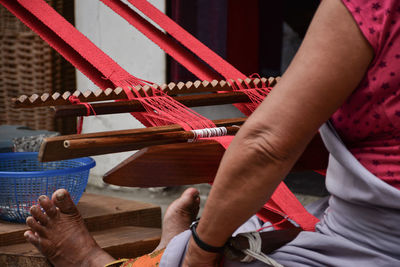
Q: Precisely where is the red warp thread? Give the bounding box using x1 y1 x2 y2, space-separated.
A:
68 95 97 134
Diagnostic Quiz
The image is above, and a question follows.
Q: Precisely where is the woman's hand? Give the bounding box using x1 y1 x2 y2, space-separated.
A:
183 238 221 267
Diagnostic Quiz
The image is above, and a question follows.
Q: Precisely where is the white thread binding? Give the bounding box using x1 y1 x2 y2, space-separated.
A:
238 232 283 267
188 127 228 142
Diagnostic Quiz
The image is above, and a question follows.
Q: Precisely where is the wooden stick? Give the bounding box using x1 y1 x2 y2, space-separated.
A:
39 117 246 162
63 126 239 151
54 91 254 118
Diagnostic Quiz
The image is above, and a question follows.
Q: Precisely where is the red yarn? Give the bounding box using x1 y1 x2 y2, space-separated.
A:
68 96 97 134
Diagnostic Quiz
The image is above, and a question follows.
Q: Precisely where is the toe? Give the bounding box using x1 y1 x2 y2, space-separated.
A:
38 195 58 218
52 189 78 215
30 205 48 226
24 230 40 247
182 188 200 208
165 188 200 221
180 188 200 220
181 188 200 202
26 216 47 237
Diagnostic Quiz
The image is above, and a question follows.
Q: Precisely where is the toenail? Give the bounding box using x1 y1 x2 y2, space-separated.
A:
56 191 65 201
38 195 46 202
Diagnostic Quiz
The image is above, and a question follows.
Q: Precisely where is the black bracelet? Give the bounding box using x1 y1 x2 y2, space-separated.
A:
190 219 226 253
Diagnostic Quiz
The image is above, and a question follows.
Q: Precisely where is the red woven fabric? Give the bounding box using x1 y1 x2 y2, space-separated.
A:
100 0 219 82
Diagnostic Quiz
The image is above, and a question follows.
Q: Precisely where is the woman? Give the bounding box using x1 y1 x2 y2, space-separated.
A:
169 0 400 265
24 0 400 266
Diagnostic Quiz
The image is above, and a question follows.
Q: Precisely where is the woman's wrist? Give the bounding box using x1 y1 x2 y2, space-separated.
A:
195 213 233 247
190 219 227 253
184 238 221 266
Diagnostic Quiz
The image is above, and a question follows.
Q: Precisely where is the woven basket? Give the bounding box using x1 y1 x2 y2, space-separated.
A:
0 1 76 132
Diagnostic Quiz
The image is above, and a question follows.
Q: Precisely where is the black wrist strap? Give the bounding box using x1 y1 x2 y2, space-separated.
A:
190 219 226 253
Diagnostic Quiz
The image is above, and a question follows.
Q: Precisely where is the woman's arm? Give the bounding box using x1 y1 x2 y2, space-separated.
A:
183 0 373 265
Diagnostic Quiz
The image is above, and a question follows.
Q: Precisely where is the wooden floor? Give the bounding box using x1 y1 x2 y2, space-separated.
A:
0 193 162 267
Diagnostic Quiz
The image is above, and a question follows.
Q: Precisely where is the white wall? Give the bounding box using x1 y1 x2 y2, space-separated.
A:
75 0 166 179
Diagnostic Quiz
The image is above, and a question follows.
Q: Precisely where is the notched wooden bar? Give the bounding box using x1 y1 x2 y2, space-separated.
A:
13 77 276 108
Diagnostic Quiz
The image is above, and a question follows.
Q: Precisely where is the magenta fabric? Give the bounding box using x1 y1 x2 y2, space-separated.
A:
332 0 400 189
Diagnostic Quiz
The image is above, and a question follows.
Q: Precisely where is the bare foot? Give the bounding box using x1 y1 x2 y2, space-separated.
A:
155 187 200 251
24 189 115 267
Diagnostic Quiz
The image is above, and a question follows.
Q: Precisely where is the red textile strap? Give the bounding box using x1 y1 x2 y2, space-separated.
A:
0 0 136 88
100 0 253 116
125 0 244 79
258 183 320 231
100 0 219 82
0 0 156 127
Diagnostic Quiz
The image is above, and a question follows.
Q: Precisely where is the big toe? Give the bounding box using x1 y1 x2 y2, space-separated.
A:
52 189 79 215
172 188 200 219
181 188 200 205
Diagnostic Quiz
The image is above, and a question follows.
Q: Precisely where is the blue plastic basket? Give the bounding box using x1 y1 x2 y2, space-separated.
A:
0 152 95 223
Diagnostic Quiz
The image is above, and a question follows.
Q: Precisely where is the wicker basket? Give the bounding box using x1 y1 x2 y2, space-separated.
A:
0 1 76 132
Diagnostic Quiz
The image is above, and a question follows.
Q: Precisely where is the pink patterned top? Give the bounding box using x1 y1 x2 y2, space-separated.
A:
331 0 400 189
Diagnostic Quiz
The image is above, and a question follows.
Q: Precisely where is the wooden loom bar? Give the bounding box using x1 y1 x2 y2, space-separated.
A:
13 77 276 108
63 126 239 150
39 117 246 162
53 91 256 117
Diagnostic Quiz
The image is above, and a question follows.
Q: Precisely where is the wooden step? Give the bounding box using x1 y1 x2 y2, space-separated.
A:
0 225 161 267
0 193 162 267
